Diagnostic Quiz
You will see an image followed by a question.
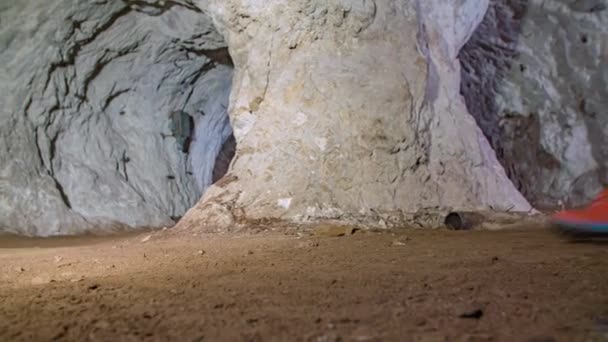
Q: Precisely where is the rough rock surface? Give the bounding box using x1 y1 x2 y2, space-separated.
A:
3 0 604 235
177 0 532 232
460 0 608 208
0 0 233 236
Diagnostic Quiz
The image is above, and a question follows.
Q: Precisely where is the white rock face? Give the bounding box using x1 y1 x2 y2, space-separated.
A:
177 0 532 232
0 0 233 236
460 0 608 208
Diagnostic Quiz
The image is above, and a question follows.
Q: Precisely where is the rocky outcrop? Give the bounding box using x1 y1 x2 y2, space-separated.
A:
0 0 233 236
176 0 532 232
460 0 608 209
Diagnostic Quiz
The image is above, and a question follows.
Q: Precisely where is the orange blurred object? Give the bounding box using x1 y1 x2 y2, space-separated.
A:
552 189 608 236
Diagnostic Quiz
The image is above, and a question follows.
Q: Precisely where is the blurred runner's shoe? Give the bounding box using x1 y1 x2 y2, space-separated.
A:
552 189 608 236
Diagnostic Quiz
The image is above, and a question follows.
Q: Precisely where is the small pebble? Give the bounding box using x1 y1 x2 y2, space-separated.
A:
459 309 484 319
527 336 557 342
31 276 52 285
95 320 110 329
415 317 427 326
297 241 320 248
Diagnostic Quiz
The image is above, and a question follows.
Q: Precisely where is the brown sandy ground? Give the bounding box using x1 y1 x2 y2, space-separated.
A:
1 227 608 341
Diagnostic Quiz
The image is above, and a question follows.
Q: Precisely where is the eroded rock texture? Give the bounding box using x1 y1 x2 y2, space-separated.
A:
177 0 531 232
460 0 608 208
3 0 604 236
0 0 233 235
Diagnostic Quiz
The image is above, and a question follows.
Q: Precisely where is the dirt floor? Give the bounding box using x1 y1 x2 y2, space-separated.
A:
1 226 608 341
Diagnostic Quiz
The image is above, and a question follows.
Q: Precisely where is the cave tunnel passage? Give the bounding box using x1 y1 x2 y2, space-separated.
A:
168 103 237 189
110 7 239 228
166 104 237 223
126 21 238 225
105 6 239 228
172 45 237 194
0 1 240 235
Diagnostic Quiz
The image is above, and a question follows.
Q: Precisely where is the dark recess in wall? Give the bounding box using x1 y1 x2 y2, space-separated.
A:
458 0 558 208
212 134 236 184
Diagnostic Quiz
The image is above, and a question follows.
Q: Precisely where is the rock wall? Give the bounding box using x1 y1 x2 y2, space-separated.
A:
2 0 604 235
460 0 608 209
0 0 233 236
